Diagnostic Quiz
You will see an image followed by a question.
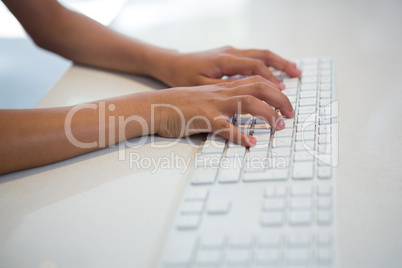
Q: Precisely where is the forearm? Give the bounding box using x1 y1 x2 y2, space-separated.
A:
0 93 157 175
3 0 176 80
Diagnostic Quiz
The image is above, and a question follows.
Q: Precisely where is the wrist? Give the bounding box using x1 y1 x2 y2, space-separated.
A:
129 42 180 86
147 48 180 86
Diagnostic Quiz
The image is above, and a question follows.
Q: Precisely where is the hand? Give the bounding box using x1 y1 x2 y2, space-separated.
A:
155 46 301 90
150 76 295 146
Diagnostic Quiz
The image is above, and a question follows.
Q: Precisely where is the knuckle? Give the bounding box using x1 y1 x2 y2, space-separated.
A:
215 120 229 130
222 45 235 52
253 81 266 91
241 95 255 106
251 75 264 82
217 53 231 63
263 49 272 57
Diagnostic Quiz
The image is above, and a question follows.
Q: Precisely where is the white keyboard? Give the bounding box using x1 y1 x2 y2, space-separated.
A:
158 57 338 268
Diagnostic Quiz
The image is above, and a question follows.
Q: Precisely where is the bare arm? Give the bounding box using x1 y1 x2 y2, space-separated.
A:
2 0 173 80
0 77 295 175
0 1 299 174
3 0 301 88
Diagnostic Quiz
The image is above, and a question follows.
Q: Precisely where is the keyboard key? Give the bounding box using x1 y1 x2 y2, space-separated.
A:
258 234 282 248
196 250 221 266
181 202 204 214
317 248 333 265
283 118 294 129
302 77 318 84
301 70 318 77
296 132 315 141
321 70 331 76
225 249 251 266
297 114 316 123
218 167 241 183
177 215 200 229
191 167 218 185
294 151 314 162
289 211 312 225
252 132 270 142
318 185 332 196
320 99 332 107
227 141 243 148
274 128 293 138
300 91 317 99
299 98 317 107
321 77 332 83
226 146 246 158
255 249 281 265
271 148 291 157
288 233 311 247
292 186 313 196
318 197 332 210
287 249 311 265
185 189 209 201
251 140 269 151
263 199 286 211
163 239 195 267
318 211 332 225
200 236 225 249
300 83 318 91
201 140 226 154
207 201 231 214
320 84 331 90
290 198 312 210
303 58 319 64
294 141 315 151
320 63 332 70
195 153 221 168
318 144 332 154
296 123 315 132
265 186 287 198
318 166 332 179
261 212 284 226
317 232 333 247
318 134 331 144
272 138 292 148
302 64 318 71
293 162 314 180
230 235 254 249
283 77 299 87
319 124 332 134
282 88 298 96
298 106 316 115
318 155 332 166
320 91 331 99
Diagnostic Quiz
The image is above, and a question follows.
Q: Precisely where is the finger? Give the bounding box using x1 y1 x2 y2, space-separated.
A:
227 82 295 118
221 75 280 91
222 95 286 130
216 55 285 90
200 76 242 85
212 118 256 147
232 49 302 78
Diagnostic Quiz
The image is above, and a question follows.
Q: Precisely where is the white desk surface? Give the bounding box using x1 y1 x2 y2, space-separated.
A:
1 0 402 267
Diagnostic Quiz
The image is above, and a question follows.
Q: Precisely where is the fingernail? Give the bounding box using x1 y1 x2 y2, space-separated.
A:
248 136 257 146
290 109 295 117
277 120 285 129
279 82 285 90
